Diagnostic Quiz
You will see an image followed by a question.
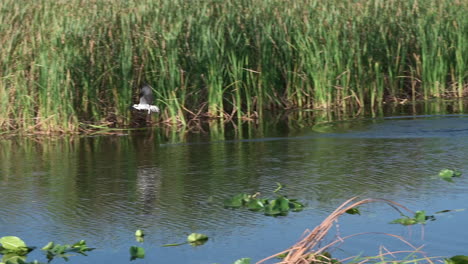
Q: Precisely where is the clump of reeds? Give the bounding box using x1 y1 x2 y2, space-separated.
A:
0 0 467 133
257 197 441 264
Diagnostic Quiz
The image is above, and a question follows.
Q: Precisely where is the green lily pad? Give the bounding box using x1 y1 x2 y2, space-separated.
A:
224 193 251 208
187 233 208 246
0 237 27 250
390 217 417 226
1 254 27 264
445 255 468 264
414 211 427 223
129 246 145 261
438 169 462 182
135 230 144 237
233 258 251 264
246 199 264 211
41 242 54 251
346 207 361 215
289 200 305 212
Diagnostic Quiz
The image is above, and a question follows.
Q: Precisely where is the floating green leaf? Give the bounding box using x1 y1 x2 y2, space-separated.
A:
390 211 434 226
129 246 145 261
225 187 305 217
41 242 54 251
187 233 208 246
414 211 427 223
246 199 264 211
233 258 251 264
390 217 418 225
345 207 361 215
264 199 284 216
445 255 468 264
438 169 462 182
135 230 144 237
289 199 305 212
0 237 27 251
2 254 26 264
223 193 251 208
42 240 94 262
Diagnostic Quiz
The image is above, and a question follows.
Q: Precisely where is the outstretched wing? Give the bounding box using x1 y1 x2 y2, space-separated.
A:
139 85 154 105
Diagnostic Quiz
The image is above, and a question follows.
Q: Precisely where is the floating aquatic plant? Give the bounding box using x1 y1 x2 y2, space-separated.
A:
438 169 462 182
129 246 145 261
224 184 305 216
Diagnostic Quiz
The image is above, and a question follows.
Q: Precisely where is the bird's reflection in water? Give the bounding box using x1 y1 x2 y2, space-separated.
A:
136 166 162 214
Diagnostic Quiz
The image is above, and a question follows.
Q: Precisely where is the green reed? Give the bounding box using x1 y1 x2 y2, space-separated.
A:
0 0 466 133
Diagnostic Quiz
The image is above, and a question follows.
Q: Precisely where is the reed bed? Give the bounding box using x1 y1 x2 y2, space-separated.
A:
0 0 467 133
258 197 439 264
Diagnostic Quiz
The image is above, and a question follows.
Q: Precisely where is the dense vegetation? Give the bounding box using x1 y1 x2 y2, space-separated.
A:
0 0 467 133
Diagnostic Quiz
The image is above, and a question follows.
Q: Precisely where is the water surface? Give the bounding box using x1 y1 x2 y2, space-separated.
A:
1 113 468 263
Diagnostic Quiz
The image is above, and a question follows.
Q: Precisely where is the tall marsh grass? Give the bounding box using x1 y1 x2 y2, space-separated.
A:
0 0 467 133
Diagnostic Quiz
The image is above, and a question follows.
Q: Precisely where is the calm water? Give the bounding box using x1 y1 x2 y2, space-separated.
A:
1 113 468 263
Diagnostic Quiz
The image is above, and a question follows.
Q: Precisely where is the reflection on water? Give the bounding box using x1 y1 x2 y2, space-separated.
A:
1 102 468 263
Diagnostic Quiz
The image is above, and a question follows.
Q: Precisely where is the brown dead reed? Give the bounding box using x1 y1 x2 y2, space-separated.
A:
256 197 440 264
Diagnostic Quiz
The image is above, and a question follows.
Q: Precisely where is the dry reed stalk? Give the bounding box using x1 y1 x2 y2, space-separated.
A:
257 197 416 264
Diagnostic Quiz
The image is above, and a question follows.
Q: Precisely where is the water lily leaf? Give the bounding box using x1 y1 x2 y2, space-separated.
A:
224 193 250 208
41 242 54 251
2 254 26 264
414 211 426 223
346 207 361 215
71 240 87 248
42 240 94 262
264 200 285 216
129 246 145 261
445 255 468 264
233 258 251 264
390 217 417 225
187 233 208 246
246 199 264 211
135 230 144 237
438 169 462 181
289 200 305 212
278 197 290 211
0 237 27 250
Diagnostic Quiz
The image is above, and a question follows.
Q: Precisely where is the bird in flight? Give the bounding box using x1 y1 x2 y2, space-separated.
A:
131 84 160 114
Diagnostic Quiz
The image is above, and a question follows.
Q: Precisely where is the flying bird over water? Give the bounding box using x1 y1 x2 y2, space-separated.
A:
132 84 160 114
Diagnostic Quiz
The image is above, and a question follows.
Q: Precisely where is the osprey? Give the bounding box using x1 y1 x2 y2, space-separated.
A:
132 84 160 114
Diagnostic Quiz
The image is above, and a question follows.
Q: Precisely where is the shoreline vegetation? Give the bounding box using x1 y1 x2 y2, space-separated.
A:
0 0 467 134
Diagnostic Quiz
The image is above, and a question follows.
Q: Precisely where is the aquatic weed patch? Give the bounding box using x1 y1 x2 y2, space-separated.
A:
224 184 305 216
